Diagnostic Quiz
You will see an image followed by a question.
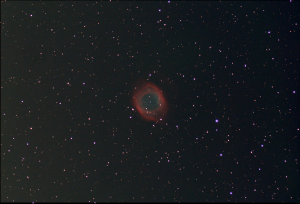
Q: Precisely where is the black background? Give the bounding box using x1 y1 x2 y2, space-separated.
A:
1 1 299 202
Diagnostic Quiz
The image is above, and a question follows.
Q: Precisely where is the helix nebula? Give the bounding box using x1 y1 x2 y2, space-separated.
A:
132 80 168 123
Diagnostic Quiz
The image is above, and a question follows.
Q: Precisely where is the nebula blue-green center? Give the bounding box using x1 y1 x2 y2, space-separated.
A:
141 93 159 111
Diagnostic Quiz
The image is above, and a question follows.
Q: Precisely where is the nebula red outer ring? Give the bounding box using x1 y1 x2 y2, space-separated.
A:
132 81 168 123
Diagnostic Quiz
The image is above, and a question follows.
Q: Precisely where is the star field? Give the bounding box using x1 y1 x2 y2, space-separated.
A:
1 1 299 202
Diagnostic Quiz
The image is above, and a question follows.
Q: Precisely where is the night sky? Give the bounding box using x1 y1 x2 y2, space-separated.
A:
1 1 299 203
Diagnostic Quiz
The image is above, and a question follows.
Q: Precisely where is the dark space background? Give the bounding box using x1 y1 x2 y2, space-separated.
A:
1 1 299 202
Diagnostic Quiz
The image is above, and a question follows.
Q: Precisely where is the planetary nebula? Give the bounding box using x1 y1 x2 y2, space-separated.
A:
132 81 168 123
